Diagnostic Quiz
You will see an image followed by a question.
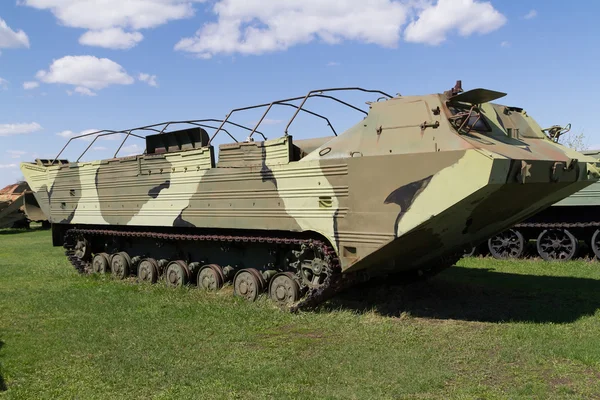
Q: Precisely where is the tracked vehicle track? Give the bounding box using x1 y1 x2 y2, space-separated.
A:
481 221 600 261
63 228 462 311
515 221 600 229
63 227 346 311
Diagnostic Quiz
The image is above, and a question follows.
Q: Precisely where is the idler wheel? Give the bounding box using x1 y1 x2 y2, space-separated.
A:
92 253 110 274
537 229 578 261
111 252 131 279
197 264 224 291
488 229 525 260
462 246 476 258
233 268 266 302
138 258 159 284
269 272 301 305
165 260 190 288
592 229 600 260
74 238 91 261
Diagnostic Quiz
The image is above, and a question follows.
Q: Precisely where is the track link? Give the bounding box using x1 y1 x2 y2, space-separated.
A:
63 227 343 311
63 228 462 310
515 221 600 229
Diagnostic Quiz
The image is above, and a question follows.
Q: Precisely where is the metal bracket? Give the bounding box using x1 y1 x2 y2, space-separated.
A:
551 162 565 182
420 121 440 130
517 160 532 184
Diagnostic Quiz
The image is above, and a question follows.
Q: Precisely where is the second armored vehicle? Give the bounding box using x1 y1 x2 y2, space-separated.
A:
0 182 47 229
475 149 600 261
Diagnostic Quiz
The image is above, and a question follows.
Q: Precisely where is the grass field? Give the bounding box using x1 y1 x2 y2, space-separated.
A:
2 228 600 399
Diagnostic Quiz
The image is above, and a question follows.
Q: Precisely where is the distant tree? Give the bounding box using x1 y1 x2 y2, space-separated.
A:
559 130 589 151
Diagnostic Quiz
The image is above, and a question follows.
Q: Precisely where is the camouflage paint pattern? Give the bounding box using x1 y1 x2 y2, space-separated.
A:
20 87 600 275
553 150 600 207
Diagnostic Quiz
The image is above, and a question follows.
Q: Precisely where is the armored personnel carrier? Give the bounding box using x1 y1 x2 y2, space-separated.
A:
20 82 599 309
476 149 600 261
0 182 47 229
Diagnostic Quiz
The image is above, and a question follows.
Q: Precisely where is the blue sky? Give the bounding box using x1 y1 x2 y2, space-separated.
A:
0 0 598 188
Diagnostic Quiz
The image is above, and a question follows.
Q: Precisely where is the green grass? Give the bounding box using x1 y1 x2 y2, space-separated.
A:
2 228 600 399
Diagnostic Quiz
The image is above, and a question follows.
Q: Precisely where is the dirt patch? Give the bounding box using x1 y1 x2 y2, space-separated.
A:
265 323 327 340
249 324 331 357
539 358 600 395
448 354 600 398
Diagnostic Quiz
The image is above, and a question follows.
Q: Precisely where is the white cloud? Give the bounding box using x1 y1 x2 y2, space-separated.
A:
6 150 27 159
23 81 39 90
73 86 97 96
404 0 506 45
175 0 506 57
175 0 409 57
20 0 205 49
524 10 537 19
92 146 107 151
326 61 340 67
57 130 77 138
0 164 18 169
79 28 144 50
0 78 8 90
0 18 30 49
57 128 99 139
138 73 158 87
0 123 42 137
120 144 142 156
101 134 125 141
56 128 125 143
500 41 510 48
36 55 134 93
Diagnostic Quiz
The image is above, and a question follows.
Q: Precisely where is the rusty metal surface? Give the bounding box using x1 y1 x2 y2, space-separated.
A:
0 182 47 228
0 182 29 203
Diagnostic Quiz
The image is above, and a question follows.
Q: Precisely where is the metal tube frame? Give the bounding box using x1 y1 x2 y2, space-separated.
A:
53 129 145 165
245 94 369 140
283 88 392 135
52 87 393 166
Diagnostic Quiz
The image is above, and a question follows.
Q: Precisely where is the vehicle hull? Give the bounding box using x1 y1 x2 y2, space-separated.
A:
21 148 592 274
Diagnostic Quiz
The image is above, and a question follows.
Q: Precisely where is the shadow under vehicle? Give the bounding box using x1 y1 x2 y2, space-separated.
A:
325 266 600 324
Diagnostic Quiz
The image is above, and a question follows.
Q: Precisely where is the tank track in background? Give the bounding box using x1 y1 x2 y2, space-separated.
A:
472 220 600 262
62 227 344 311
515 221 600 229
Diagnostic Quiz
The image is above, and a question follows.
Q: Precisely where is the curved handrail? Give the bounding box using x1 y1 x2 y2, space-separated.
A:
78 131 144 162
214 87 388 143
284 88 393 135
52 129 144 165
